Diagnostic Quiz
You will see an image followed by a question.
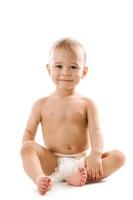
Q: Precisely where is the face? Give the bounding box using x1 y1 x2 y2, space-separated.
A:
47 48 88 90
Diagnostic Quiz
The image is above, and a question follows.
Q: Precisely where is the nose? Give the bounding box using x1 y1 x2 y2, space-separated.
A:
62 67 71 76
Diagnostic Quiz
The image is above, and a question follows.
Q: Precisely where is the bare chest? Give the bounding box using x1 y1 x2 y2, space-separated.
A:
41 99 87 124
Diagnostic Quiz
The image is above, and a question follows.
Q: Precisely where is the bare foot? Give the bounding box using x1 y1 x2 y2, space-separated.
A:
36 176 52 195
66 167 87 186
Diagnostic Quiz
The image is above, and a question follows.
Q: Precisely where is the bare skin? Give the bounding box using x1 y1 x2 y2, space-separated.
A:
66 167 87 186
36 176 52 195
20 43 125 195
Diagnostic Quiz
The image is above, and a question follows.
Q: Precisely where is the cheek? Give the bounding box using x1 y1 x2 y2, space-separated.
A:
50 72 59 82
73 72 82 79
51 70 59 77
72 75 82 84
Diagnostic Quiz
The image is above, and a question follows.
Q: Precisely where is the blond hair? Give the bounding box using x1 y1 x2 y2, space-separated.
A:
49 38 86 63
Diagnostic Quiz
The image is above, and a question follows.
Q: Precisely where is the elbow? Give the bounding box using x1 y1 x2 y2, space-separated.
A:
20 140 35 157
22 130 35 144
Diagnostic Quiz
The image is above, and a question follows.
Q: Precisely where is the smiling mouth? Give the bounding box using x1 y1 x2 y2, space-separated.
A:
59 79 73 81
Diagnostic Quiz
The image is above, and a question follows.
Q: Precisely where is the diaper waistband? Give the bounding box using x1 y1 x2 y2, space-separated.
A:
53 149 90 159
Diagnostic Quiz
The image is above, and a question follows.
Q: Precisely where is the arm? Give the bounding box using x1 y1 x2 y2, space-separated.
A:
85 99 104 181
87 100 103 157
22 99 42 144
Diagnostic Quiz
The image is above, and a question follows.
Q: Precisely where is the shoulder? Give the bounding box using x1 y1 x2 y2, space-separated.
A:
81 96 98 114
31 97 48 113
81 96 96 106
29 97 50 122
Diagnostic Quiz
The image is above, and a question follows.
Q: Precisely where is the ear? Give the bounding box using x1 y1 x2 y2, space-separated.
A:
46 64 51 75
81 66 88 78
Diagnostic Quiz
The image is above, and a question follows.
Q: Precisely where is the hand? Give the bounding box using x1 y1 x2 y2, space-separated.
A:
85 154 103 182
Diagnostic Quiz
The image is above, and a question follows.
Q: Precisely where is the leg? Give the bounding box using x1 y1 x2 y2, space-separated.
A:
101 150 125 179
86 149 125 182
66 167 87 186
20 141 58 195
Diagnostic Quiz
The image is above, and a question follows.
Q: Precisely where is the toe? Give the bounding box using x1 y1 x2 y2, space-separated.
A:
79 167 85 172
80 179 86 186
81 175 87 180
81 176 85 180
81 167 87 173
81 171 87 176
37 176 52 195
47 182 52 191
39 187 46 195
40 190 46 195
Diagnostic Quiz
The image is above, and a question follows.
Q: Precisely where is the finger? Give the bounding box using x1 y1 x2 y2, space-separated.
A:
93 171 99 181
95 168 103 181
84 160 87 168
99 167 104 176
95 171 100 181
86 165 91 175
87 169 92 181
90 168 97 182
91 169 96 181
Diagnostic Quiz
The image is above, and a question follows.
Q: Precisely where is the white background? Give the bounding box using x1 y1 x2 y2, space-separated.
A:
0 0 133 199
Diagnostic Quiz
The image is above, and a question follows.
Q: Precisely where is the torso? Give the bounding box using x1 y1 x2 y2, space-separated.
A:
40 94 90 154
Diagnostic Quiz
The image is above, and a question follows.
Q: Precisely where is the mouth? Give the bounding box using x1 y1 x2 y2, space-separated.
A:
59 79 73 81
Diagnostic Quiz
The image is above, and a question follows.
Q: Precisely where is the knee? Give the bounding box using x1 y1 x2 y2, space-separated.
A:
20 141 35 157
112 150 126 167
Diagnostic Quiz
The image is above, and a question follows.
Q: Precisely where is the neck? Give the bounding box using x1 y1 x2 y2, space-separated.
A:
54 87 77 97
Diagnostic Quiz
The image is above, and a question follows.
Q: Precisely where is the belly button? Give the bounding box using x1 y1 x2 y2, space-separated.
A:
68 146 72 150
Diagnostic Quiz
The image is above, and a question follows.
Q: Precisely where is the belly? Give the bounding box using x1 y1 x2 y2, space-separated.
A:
42 124 90 154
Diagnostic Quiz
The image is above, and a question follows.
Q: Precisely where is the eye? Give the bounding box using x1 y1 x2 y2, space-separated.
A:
54 65 62 69
70 65 78 69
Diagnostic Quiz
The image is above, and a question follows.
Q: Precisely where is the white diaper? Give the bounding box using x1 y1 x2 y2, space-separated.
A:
50 149 90 182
